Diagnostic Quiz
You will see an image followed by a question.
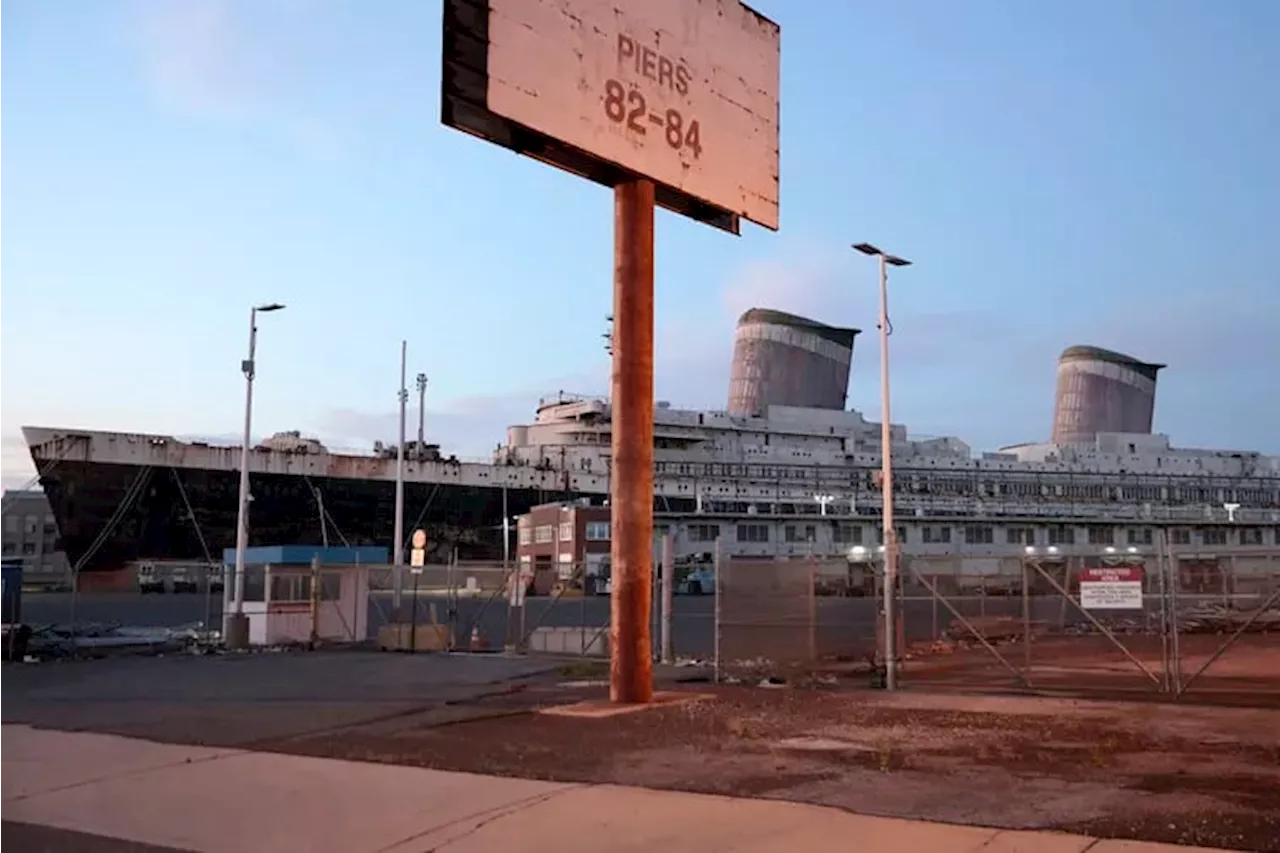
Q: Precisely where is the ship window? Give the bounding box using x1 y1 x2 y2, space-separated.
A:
963 525 993 545
784 525 816 544
687 523 720 543
1240 527 1263 546
1200 528 1228 546
922 526 952 544
1005 527 1035 546
1086 525 1114 546
737 523 770 543
833 524 862 544
1047 526 1075 546
1171 528 1192 545
1127 528 1154 546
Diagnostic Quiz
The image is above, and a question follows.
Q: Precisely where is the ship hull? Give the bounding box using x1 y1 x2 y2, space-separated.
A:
39 460 590 572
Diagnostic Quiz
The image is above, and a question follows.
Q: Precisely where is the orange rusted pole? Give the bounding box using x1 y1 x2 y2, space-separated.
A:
610 178 655 704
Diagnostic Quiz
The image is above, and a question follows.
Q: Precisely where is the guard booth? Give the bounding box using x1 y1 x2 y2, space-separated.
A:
220 546 386 647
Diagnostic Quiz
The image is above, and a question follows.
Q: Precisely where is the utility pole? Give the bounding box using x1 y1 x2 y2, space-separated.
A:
393 341 407 619
415 373 428 457
853 242 912 690
610 179 655 704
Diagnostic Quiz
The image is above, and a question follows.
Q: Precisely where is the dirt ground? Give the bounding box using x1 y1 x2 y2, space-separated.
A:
254 674 1280 852
9 649 1279 851
896 631 1280 704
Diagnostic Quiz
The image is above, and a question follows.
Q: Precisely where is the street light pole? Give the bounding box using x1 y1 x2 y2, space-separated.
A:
853 243 911 690
393 341 408 619
226 302 285 650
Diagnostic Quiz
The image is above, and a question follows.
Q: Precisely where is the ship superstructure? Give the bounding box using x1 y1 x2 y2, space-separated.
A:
23 314 1280 574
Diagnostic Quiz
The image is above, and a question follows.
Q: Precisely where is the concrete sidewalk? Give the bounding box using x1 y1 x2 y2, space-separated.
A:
2 725 1229 853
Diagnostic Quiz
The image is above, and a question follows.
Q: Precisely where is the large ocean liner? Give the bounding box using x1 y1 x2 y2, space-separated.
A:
24 309 1280 576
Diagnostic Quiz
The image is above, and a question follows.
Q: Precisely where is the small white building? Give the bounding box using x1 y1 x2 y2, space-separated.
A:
222 546 385 647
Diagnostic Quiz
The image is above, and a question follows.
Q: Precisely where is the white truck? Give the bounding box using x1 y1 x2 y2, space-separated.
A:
170 566 198 594
137 563 165 594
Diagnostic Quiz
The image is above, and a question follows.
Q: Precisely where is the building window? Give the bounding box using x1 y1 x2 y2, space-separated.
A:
1127 528 1153 546
519 527 532 545
1201 528 1228 546
2 543 16 555
687 523 720 543
558 522 572 542
535 525 553 544
23 516 39 535
1005 527 1035 546
270 573 340 603
833 524 862 544
22 542 37 555
922 526 951 545
585 521 610 541
963 525 993 545
1240 527 1263 546
737 523 769 543
1048 526 1075 546
1171 528 1192 546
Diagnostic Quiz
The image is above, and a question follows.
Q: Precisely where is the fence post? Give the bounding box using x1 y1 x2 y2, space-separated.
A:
713 535 722 684
309 553 320 649
1166 533 1182 692
931 573 939 640
1156 530 1171 692
661 532 674 664
1021 555 1031 680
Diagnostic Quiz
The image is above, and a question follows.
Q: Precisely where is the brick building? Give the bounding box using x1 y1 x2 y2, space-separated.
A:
515 499 612 593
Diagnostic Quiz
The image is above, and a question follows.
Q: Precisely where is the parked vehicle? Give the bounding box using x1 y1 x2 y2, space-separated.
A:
171 566 198 594
677 567 715 595
137 563 165 594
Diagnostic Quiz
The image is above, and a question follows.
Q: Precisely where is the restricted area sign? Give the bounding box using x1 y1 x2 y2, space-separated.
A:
1079 566 1144 610
442 0 780 234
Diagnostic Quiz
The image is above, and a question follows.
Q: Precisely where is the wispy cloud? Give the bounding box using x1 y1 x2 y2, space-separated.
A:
131 0 345 160
2 434 39 491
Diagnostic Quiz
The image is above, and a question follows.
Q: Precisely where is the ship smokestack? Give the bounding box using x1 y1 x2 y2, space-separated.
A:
1051 345 1164 445
727 309 859 417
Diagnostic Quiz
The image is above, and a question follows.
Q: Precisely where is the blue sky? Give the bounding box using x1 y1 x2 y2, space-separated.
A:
4 0 1278 487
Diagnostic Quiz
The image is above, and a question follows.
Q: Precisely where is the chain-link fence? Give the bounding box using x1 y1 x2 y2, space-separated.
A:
894 541 1280 700
713 555 880 683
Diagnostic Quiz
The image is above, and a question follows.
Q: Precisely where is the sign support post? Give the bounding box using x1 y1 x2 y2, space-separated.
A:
441 0 780 704
610 178 656 704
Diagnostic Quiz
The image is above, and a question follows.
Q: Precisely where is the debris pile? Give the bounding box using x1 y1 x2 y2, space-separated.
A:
1176 601 1280 634
12 622 222 662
